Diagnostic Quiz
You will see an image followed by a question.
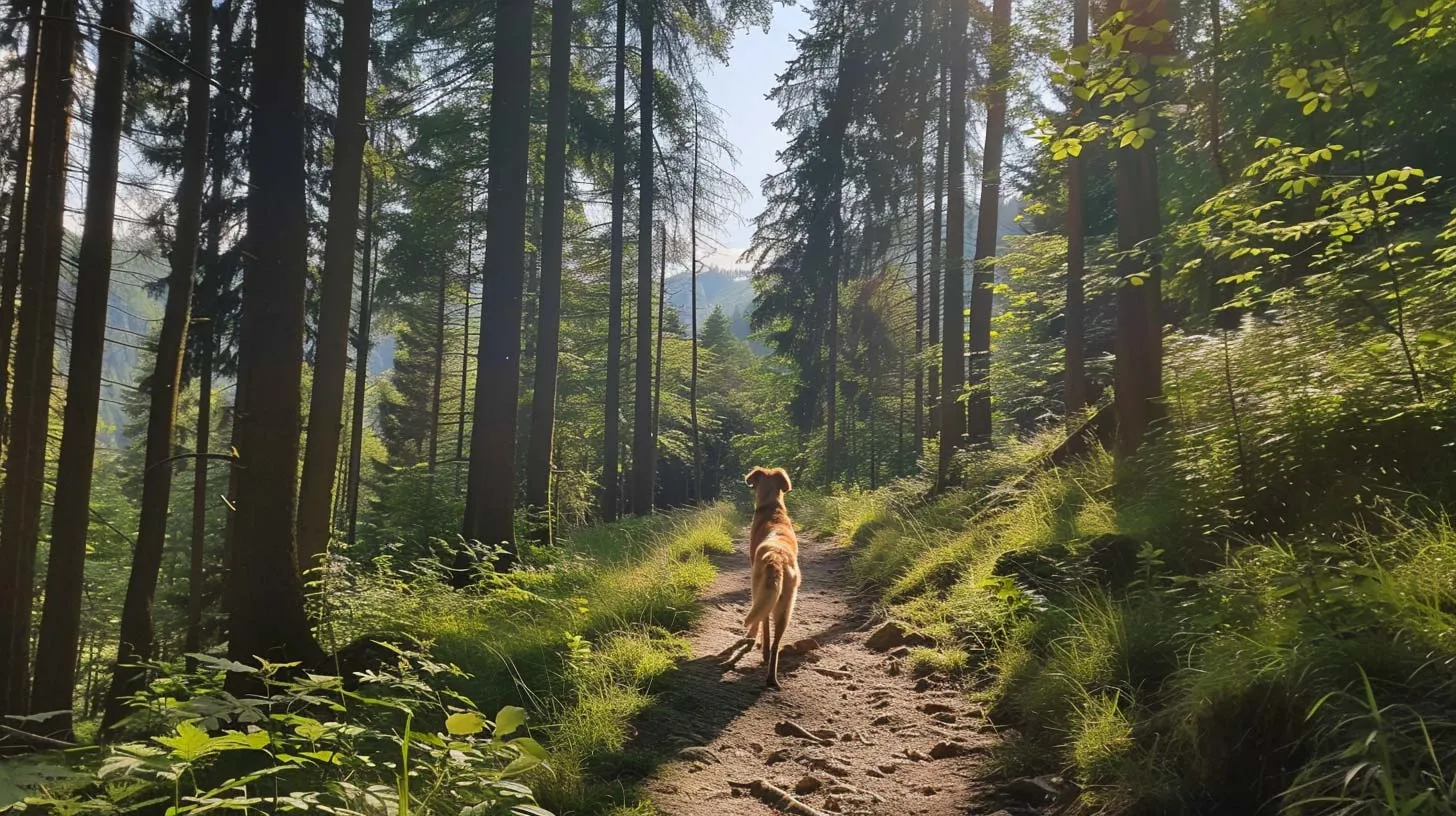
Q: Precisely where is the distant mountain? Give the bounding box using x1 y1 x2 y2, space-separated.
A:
666 266 755 342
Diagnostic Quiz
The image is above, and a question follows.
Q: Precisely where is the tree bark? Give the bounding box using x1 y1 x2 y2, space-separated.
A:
689 121 701 502
1064 0 1090 416
459 0 533 575
101 0 210 730
525 0 572 536
928 63 945 436
913 125 925 456
967 0 1010 448
226 0 323 674
32 0 133 736
428 265 446 472
345 175 376 546
602 0 627 522
651 222 665 483
1112 0 1169 460
0 0 77 717
631 0 656 516
296 0 372 575
936 0 968 490
0 1 40 460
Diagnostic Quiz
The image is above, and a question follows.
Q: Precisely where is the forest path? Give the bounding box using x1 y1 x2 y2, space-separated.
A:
634 533 1030 816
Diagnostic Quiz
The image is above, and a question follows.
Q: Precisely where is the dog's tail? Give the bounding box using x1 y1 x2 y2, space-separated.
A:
744 550 787 631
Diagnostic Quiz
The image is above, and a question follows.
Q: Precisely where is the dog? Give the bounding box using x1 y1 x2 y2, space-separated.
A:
742 466 802 690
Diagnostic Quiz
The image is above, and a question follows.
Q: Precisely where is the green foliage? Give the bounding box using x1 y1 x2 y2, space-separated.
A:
4 650 548 816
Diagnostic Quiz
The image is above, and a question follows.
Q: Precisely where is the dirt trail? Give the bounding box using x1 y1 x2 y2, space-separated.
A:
636 534 1031 816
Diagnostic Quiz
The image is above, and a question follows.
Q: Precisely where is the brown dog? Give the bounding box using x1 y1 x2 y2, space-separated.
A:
743 466 802 690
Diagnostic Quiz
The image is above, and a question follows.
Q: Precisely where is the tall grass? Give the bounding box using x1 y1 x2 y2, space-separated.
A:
326 503 738 814
828 305 1456 814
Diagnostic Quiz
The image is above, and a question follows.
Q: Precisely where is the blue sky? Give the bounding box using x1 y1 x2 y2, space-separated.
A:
693 2 811 270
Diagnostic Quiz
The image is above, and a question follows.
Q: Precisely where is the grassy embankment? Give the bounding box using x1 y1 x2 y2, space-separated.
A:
332 502 740 814
796 317 1456 814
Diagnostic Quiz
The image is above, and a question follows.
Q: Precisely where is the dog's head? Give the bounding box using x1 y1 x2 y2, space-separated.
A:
745 466 792 505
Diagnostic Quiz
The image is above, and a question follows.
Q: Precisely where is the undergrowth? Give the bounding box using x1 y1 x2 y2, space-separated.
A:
1 504 738 816
827 311 1456 815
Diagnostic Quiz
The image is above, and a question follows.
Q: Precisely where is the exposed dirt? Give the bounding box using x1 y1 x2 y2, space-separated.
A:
635 533 1036 816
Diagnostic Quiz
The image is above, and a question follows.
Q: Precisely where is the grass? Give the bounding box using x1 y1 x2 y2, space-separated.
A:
813 312 1456 814
327 503 739 815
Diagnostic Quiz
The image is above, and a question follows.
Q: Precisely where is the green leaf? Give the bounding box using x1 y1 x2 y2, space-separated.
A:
500 752 542 778
494 706 528 739
154 721 217 761
445 711 487 736
511 737 550 762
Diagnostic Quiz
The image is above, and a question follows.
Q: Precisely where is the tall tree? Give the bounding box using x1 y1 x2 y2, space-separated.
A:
103 0 213 730
913 122 925 452
936 0 968 489
1064 0 1090 415
32 0 134 735
459 0 533 573
967 0 1011 446
688 120 702 502
1112 0 1170 458
345 175 376 546
631 0 657 516
928 62 945 436
525 0 572 537
0 1 39 458
297 0 373 574
0 0 77 716
227 0 323 672
602 0 628 521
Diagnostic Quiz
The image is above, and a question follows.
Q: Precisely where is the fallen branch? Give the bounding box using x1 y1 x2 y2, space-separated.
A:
729 779 831 816
811 666 852 679
0 723 77 749
774 720 832 745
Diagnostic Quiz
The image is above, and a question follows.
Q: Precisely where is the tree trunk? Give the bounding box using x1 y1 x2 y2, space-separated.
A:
631 0 656 517
0 1 40 460
651 224 665 491
226 0 323 674
345 175 376 546
928 63 945 436
913 125 925 456
525 0 572 536
457 191 472 484
602 0 627 522
191 0 234 659
936 0 968 490
1064 0 1090 416
459 0 533 575
0 0 77 717
428 266 446 472
1112 0 1169 460
296 0 372 575
100 0 209 730
32 0 134 736
688 122 701 503
967 0 1009 448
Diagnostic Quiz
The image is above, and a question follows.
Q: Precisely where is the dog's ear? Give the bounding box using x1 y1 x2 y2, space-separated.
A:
745 467 765 487
774 468 792 493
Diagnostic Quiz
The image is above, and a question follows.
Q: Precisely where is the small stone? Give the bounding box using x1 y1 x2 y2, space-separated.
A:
677 746 721 764
929 740 971 759
749 741 764 754
887 660 903 676
870 714 894 726
812 728 839 740
877 762 898 774
921 786 939 796
905 748 932 762
931 711 957 724
865 620 934 652
919 702 953 715
888 645 911 658
872 699 890 709
866 768 886 779
794 775 824 795
913 677 933 692
790 637 822 653
765 748 793 764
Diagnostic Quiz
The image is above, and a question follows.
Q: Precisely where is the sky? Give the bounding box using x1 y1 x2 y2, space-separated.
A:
692 2 811 271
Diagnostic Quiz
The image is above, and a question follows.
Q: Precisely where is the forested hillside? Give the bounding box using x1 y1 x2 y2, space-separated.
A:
3 0 1456 814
